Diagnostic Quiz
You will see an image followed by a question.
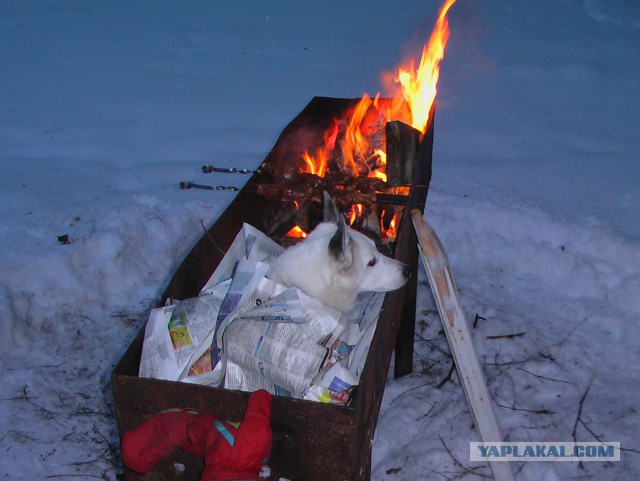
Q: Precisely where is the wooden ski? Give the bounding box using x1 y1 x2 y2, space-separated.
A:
411 210 514 481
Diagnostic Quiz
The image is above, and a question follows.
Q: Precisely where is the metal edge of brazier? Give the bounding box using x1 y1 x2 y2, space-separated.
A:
393 103 434 378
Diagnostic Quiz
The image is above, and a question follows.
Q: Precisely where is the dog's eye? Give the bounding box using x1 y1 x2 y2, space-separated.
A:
367 257 377 267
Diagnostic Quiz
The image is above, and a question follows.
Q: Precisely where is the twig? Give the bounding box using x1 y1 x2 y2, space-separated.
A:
415 332 452 358
45 475 104 479
92 422 119 460
5 361 65 371
488 316 588 368
516 367 576 386
473 314 486 328
572 374 596 440
416 401 441 421
484 354 539 368
438 434 493 479
495 402 554 415
486 332 525 340
619 445 640 455
437 361 456 388
74 410 111 417
572 373 596 470
390 381 433 405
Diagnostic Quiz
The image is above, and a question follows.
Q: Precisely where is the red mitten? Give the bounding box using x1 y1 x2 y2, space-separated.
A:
201 390 272 481
121 408 214 474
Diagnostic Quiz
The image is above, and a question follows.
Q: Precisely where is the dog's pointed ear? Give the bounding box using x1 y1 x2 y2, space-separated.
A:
323 191 340 224
329 214 353 268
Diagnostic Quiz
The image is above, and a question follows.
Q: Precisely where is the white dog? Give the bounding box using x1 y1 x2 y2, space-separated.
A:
269 193 410 312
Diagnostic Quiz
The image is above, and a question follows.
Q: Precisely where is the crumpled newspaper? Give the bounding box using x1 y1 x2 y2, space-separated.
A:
139 223 385 404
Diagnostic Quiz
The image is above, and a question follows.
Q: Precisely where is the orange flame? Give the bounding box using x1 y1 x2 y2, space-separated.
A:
292 0 456 238
383 211 399 240
299 0 456 178
300 119 338 176
286 225 308 238
301 149 328 177
348 204 364 225
386 0 457 133
340 94 382 176
370 149 387 182
340 0 457 177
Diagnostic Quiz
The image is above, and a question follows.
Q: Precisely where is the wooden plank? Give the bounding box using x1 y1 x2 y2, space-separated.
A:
411 210 514 481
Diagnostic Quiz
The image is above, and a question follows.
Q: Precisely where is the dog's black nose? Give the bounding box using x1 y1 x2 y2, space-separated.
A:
402 266 412 279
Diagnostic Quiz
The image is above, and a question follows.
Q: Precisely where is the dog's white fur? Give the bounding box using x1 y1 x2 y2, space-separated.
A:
269 193 409 312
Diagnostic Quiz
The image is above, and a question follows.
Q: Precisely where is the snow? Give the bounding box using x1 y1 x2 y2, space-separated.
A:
1 0 639 479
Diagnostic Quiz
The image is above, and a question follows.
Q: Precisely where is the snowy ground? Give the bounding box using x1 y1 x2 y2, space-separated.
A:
1 1 639 480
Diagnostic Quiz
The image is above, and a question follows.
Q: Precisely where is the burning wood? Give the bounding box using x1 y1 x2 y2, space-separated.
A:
267 198 319 239
254 104 422 245
257 169 385 211
385 120 420 187
186 0 451 246
183 0 453 247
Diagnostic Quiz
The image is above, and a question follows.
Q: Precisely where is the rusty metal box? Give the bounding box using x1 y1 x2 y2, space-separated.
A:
112 97 432 481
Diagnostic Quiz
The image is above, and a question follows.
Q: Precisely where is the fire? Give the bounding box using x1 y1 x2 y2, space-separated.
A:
340 93 381 176
387 0 457 133
292 0 456 239
300 119 338 177
381 210 400 240
370 149 387 182
348 204 364 225
301 149 327 177
300 0 456 178
286 225 308 239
